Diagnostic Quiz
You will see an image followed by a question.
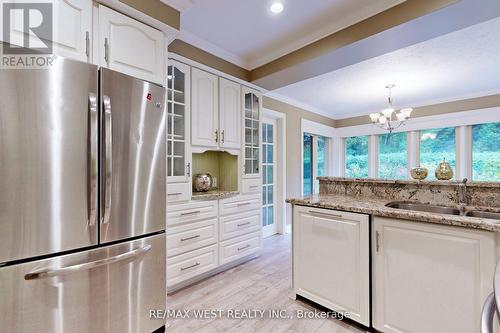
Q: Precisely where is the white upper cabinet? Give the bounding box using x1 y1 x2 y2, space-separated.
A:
53 0 92 62
242 87 261 178
167 60 191 184
3 0 92 62
372 217 495 333
191 68 219 148
97 5 165 85
219 78 241 149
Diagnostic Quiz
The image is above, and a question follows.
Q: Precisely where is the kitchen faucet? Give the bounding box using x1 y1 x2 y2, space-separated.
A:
458 178 468 213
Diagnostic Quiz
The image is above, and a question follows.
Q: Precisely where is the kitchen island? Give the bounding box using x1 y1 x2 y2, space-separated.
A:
287 177 500 333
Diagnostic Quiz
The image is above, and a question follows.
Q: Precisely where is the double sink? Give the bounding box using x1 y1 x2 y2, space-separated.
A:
386 201 500 220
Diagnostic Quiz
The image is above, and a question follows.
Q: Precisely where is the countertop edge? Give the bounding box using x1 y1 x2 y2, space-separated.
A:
286 197 499 232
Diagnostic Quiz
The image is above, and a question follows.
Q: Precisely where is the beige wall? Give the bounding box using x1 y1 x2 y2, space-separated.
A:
335 93 500 127
119 0 180 29
263 97 335 199
169 40 251 81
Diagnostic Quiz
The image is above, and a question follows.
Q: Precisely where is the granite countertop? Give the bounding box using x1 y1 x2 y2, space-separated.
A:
286 194 500 232
192 189 239 201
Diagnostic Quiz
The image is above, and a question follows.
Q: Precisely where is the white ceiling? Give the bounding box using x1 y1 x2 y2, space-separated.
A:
272 17 500 119
179 0 405 69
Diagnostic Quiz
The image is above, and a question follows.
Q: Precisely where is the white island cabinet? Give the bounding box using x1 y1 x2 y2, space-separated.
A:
372 217 496 333
293 205 370 326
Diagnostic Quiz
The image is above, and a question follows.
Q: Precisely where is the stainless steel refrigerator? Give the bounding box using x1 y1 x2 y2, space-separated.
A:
0 57 166 333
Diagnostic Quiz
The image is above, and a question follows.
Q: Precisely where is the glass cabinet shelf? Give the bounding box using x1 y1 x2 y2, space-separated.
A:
243 90 260 176
167 64 189 181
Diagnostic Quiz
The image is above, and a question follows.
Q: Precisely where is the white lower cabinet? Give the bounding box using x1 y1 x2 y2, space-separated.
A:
372 217 496 333
293 206 370 327
167 218 218 257
219 231 262 266
167 245 218 287
167 194 262 290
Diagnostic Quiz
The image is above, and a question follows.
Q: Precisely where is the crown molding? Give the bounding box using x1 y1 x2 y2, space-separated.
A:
264 92 334 120
159 0 193 12
178 30 252 70
168 52 262 92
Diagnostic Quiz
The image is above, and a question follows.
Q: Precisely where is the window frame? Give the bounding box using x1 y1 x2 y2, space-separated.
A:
335 108 500 181
301 119 335 195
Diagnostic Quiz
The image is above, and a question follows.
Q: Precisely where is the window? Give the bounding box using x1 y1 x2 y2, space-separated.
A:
303 133 328 195
303 133 313 195
419 127 456 180
345 136 369 178
472 122 500 181
316 136 327 190
378 132 407 179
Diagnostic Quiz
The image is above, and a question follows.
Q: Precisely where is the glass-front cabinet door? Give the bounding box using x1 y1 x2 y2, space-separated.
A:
167 60 191 183
242 87 261 178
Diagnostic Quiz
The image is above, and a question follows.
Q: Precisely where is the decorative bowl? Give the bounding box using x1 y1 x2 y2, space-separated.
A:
193 173 213 192
410 167 428 180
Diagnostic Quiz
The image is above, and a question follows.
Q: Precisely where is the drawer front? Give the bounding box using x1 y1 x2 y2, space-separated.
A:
219 231 262 265
241 178 261 194
219 194 261 216
167 183 191 203
167 219 218 257
167 245 218 287
167 200 218 226
220 211 260 241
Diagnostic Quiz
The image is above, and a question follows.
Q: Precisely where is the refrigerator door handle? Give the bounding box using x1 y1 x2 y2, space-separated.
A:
88 93 98 227
103 95 112 225
24 244 152 280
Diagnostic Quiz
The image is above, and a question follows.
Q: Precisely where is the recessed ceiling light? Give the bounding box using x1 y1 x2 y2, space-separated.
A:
270 2 284 14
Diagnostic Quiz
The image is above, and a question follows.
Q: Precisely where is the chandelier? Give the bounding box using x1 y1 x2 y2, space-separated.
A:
369 84 413 133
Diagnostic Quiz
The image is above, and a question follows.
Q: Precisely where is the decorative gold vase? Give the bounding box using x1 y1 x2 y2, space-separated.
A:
410 167 428 180
435 158 453 180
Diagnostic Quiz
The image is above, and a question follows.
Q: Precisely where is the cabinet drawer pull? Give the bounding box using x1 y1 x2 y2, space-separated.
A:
168 192 182 196
237 222 251 227
237 202 252 206
308 210 342 218
180 210 201 216
180 235 201 242
376 231 381 253
249 185 259 189
237 244 251 251
180 262 200 271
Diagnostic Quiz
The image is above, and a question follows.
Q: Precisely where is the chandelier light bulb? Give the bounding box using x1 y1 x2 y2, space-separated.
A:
369 113 380 122
368 84 412 133
382 108 394 118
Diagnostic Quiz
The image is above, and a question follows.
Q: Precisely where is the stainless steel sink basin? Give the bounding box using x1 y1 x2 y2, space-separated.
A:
385 201 461 215
466 211 500 220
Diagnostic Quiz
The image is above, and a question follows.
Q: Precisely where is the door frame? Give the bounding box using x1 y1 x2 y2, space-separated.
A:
262 108 286 235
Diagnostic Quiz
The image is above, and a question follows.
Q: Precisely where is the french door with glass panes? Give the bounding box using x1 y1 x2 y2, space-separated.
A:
167 60 191 183
262 118 277 237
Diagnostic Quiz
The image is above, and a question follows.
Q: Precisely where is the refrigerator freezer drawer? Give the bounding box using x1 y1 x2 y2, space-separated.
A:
0 233 166 333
